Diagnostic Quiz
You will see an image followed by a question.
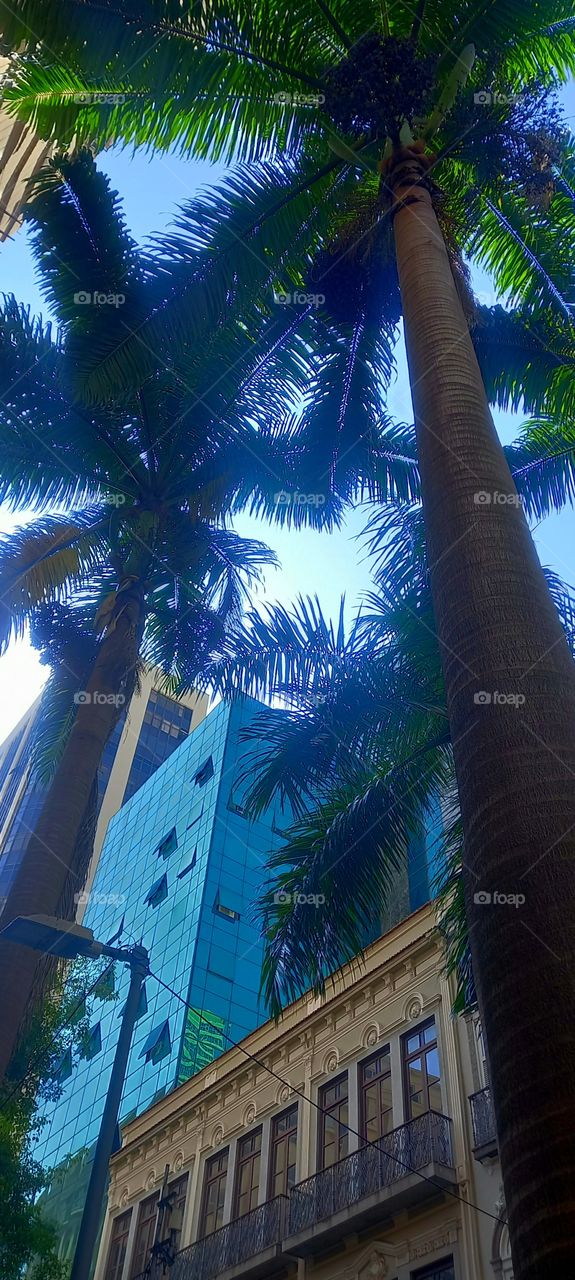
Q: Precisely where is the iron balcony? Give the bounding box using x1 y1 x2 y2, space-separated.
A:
285 1111 456 1257
469 1086 498 1161
170 1195 289 1280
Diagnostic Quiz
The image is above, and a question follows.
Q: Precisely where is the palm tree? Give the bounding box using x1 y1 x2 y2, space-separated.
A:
213 493 575 1013
3 7 575 1268
0 148 383 1078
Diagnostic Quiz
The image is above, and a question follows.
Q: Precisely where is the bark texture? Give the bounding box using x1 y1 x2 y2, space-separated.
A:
0 590 142 1082
390 147 575 1277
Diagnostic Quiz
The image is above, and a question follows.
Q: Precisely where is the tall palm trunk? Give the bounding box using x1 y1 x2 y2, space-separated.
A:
389 146 575 1278
0 589 143 1082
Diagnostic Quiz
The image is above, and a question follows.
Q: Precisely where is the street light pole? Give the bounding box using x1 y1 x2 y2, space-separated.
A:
70 942 149 1280
0 916 150 1280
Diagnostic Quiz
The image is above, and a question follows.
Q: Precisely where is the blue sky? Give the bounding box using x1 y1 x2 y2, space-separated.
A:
1 126 574 739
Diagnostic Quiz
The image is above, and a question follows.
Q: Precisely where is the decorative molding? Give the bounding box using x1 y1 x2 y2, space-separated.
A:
243 1103 256 1127
323 1050 339 1075
277 1083 291 1106
145 1169 157 1191
403 992 424 1022
173 1151 185 1172
342 1241 396 1280
211 1125 224 1147
363 1023 380 1049
408 1223 458 1262
119 1187 130 1208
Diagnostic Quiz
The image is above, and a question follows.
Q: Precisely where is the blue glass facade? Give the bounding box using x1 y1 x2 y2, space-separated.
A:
35 698 291 1244
0 687 195 909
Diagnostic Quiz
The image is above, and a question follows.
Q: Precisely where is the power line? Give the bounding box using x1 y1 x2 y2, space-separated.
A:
149 969 507 1228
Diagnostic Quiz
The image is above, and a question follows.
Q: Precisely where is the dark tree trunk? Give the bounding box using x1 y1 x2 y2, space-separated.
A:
390 146 575 1277
0 590 142 1082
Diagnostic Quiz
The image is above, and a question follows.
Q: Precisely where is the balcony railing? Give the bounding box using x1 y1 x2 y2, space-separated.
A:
170 1195 288 1280
288 1111 454 1239
469 1086 498 1158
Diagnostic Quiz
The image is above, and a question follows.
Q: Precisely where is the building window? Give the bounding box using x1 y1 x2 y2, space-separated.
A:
213 895 240 922
233 1129 262 1219
268 1104 298 1197
94 967 115 999
104 1209 132 1280
195 757 214 786
129 1193 159 1279
164 1172 188 1253
139 1019 171 1065
80 1022 102 1061
145 872 168 908
318 1073 348 1170
106 914 125 945
157 827 177 859
177 851 197 879
411 1258 455 1280
199 1150 229 1238
53 1047 72 1084
360 1047 393 1142
402 1017 442 1118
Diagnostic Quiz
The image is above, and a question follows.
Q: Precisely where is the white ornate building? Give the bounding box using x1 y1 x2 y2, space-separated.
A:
95 902 510 1280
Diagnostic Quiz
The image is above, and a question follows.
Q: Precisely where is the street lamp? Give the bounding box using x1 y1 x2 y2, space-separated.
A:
1 915 149 1280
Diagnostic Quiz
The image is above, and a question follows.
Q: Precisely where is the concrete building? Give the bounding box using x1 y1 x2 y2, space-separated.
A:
94 902 511 1280
0 668 208 913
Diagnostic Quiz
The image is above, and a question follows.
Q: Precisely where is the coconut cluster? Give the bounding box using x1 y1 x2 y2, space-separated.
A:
322 35 437 142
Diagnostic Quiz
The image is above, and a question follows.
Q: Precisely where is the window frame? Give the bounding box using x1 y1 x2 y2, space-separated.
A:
411 1256 455 1280
401 1016 442 1120
103 1209 132 1280
317 1072 349 1171
268 1104 298 1199
199 1149 229 1239
232 1127 263 1220
358 1045 393 1144
129 1192 159 1279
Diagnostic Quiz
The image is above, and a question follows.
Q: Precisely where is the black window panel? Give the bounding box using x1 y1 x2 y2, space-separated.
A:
81 1022 102 1061
195 757 214 786
411 1258 455 1280
157 827 177 859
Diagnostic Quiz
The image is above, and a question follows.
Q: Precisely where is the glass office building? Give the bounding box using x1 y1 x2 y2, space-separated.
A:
35 697 292 1262
0 679 203 912
34 695 446 1265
